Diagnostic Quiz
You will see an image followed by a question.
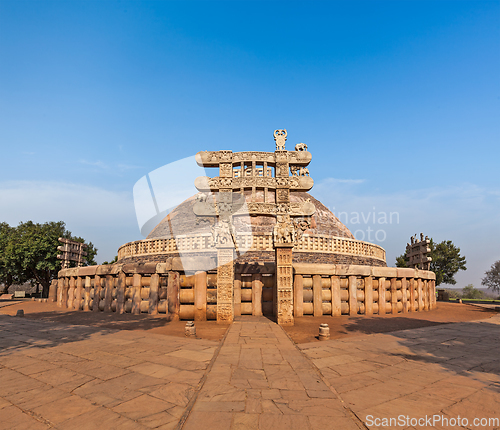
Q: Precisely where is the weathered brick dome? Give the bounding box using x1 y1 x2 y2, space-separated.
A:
147 191 353 240
118 190 386 267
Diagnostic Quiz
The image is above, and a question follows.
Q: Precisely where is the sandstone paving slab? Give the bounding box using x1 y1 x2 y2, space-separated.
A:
0 314 218 429
2 311 499 429
182 316 361 430
300 314 500 430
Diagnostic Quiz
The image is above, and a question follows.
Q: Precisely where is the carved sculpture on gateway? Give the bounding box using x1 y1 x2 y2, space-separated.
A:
274 215 295 244
293 218 311 241
274 129 287 150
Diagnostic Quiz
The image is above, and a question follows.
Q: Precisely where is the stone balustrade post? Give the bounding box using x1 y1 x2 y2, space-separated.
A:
93 275 101 312
313 275 322 317
194 271 207 321
349 276 357 316
83 276 91 311
293 274 303 317
149 273 159 315
234 274 241 317
167 271 180 321
132 274 141 315
252 273 263 317
364 276 373 316
116 272 126 314
390 278 398 315
378 277 386 315
401 277 408 313
331 276 341 316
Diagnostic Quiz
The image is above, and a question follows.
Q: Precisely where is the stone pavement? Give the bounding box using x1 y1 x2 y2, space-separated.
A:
0 315 217 430
0 313 499 430
182 316 362 430
299 314 500 430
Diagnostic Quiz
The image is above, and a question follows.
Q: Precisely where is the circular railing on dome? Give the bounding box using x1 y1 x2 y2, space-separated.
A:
117 233 386 262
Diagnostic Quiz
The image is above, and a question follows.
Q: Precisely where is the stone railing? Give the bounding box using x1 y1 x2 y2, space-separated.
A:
51 257 217 321
51 260 435 323
117 233 386 263
292 264 436 317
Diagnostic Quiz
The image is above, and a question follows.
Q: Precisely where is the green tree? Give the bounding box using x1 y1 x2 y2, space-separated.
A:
395 238 466 286
1 221 97 297
102 255 118 265
462 284 483 299
0 222 15 293
481 260 500 293
395 252 408 268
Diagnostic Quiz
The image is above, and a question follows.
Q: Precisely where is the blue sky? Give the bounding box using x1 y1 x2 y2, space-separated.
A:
0 1 498 288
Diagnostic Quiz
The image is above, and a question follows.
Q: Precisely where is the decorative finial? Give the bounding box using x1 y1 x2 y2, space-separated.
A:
274 129 287 150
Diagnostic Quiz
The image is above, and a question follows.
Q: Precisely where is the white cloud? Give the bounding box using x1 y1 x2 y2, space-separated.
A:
79 159 108 169
313 178 500 289
0 181 139 263
117 163 143 171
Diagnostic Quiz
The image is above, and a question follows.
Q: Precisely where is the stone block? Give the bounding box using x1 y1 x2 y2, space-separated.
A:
336 265 371 276
96 265 114 276
77 266 97 276
172 256 215 272
122 263 158 274
397 268 416 278
156 262 171 273
371 267 397 278
293 263 336 275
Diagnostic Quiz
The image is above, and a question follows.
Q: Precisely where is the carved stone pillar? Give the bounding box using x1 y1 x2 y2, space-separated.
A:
217 246 234 323
275 244 293 326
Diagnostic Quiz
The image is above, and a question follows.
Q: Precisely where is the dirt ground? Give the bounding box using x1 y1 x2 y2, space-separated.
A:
0 300 230 341
283 302 498 343
0 300 496 344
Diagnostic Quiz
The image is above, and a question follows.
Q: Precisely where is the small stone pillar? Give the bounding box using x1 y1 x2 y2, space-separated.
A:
216 246 235 323
74 277 83 311
104 275 113 312
48 280 57 302
331 276 341 316
313 275 322 317
409 278 416 311
194 271 207 321
319 323 330 341
149 273 159 315
378 277 386 315
116 272 126 314
252 273 263 317
417 278 424 311
294 274 304 317
185 321 196 337
364 276 373 316
275 243 294 326
401 277 408 313
57 278 64 307
68 277 75 309
390 278 398 315
167 271 180 321
93 275 101 312
348 276 357 316
83 276 91 311
234 273 242 317
132 274 141 315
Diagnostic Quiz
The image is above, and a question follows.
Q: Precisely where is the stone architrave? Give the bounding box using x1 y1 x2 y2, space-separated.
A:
194 129 315 325
406 233 432 270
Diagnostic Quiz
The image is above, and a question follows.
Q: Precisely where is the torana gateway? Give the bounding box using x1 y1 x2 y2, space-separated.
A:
53 130 436 325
